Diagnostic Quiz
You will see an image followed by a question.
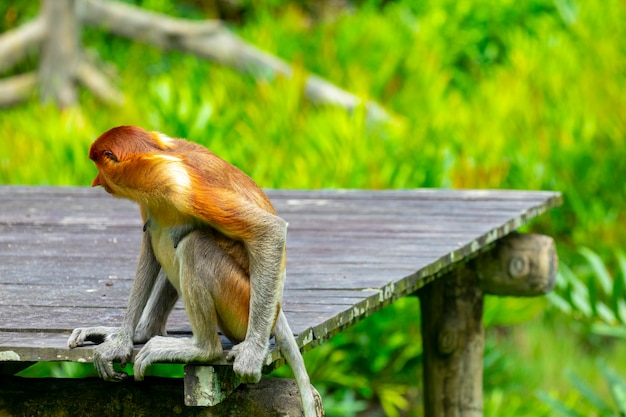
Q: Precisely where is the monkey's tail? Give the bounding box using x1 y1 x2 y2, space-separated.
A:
274 310 321 417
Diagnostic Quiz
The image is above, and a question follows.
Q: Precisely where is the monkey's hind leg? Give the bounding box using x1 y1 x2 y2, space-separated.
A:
134 270 179 343
133 232 226 380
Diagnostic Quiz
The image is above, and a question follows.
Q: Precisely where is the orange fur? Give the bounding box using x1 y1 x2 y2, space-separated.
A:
89 126 276 233
89 126 279 338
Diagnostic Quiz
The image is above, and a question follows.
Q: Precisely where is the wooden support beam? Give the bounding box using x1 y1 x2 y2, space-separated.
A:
477 233 557 296
418 233 557 416
0 376 318 417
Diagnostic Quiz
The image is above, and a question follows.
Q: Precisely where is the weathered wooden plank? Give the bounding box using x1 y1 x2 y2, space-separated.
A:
1 284 375 309
1 235 468 259
0 330 271 364
279 201 554 216
0 186 560 371
0 208 551 231
0 187 561 221
0 301 333 339
0 185 560 200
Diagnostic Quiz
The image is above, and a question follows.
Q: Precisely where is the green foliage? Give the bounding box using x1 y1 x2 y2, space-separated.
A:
272 297 422 416
238 0 626 255
17 362 96 379
548 249 626 341
538 363 626 417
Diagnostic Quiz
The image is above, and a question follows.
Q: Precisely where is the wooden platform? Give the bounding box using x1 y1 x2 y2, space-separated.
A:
0 186 561 371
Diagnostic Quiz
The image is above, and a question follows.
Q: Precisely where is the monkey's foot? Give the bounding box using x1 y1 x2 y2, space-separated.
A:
67 326 119 348
133 336 223 381
226 340 268 384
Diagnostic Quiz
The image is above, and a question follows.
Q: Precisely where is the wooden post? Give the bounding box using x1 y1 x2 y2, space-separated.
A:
419 264 484 417
38 0 80 108
418 233 557 416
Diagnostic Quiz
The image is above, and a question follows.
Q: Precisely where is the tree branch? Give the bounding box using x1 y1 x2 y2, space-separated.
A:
78 0 391 122
0 73 37 107
75 58 124 105
0 16 46 73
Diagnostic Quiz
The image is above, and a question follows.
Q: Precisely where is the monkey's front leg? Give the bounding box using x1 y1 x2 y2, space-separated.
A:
68 231 162 381
226 215 288 383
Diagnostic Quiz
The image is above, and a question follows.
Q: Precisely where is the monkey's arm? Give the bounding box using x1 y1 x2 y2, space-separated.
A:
228 215 287 382
68 229 162 380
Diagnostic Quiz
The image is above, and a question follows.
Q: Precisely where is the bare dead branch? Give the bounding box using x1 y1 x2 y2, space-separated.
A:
75 59 124 105
0 16 46 73
0 73 37 107
78 0 391 122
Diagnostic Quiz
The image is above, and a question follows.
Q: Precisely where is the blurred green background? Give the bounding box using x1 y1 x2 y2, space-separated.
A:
1 0 625 415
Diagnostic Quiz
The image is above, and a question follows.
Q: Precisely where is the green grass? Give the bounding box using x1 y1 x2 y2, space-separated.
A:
2 0 626 415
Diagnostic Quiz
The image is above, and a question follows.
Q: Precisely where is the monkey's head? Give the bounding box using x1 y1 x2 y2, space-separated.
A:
89 126 174 200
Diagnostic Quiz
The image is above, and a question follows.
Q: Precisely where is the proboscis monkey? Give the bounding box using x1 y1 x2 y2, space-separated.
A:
67 126 317 416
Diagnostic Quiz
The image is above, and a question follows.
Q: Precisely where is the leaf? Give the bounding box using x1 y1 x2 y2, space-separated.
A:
579 247 613 295
587 272 599 317
599 363 626 414
591 323 626 339
377 384 409 417
546 292 573 315
556 265 578 308
570 283 592 318
597 301 617 324
562 264 592 317
190 101 214 138
554 266 571 291
565 369 612 414
614 251 626 322
536 391 586 417
618 299 626 325
617 251 626 285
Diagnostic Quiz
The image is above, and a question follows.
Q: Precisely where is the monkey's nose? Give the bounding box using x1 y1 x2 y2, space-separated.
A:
91 174 102 187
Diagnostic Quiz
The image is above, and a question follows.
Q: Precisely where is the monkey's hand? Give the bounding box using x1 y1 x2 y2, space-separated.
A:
92 331 135 381
226 340 268 383
68 327 134 381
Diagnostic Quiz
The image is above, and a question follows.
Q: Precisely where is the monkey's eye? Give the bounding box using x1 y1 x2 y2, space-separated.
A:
102 150 119 163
